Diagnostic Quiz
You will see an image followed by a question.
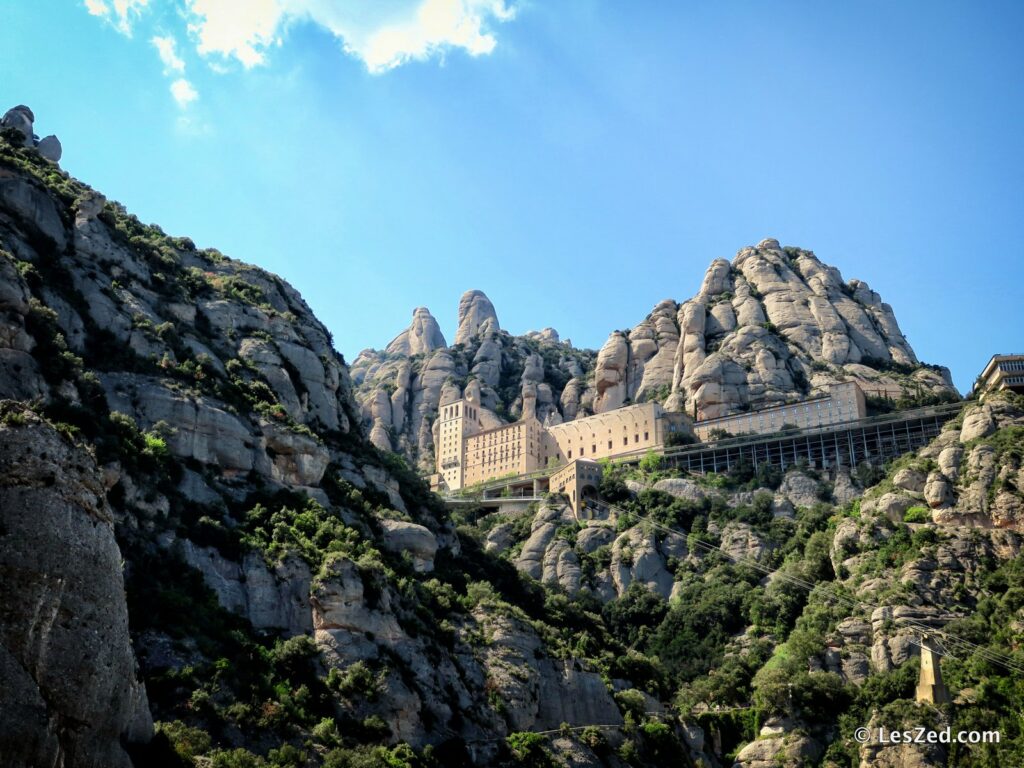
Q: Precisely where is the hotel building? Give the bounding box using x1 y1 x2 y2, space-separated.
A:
974 354 1024 397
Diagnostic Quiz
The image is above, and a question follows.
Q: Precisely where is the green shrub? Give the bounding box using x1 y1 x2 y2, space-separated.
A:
327 661 383 701
903 505 931 523
639 450 663 472
603 583 668 648
506 731 551 764
156 720 212 760
210 749 267 768
267 744 305 767
614 688 648 722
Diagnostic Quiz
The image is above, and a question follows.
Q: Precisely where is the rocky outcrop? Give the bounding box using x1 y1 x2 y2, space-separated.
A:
178 540 313 636
602 239 956 420
611 526 683 598
354 241 952 474
454 289 499 345
720 522 774 564
378 519 439 573
473 608 623 732
313 557 408 662
2 105 61 163
733 734 823 767
906 395 1024 530
593 331 630 412
652 477 708 502
0 410 151 767
385 306 446 357
516 504 567 580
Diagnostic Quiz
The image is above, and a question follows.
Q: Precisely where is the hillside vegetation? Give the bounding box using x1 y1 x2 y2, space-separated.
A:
0 127 1022 768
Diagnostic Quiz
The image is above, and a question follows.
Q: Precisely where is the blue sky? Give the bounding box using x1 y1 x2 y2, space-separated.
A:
3 1 1022 393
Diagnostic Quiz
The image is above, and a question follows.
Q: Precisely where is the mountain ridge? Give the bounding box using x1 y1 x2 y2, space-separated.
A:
353 238 957 472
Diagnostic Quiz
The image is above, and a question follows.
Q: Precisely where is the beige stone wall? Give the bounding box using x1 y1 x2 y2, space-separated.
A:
463 417 544 487
436 399 690 493
550 458 603 517
545 403 670 464
435 397 484 490
692 382 867 441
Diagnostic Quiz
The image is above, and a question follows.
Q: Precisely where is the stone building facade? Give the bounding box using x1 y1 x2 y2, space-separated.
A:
433 381 869 495
463 418 546 487
692 381 867 442
546 402 685 464
549 459 604 518
433 397 690 493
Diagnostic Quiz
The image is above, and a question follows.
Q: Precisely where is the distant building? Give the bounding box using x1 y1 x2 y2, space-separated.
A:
431 379 879 518
974 354 1024 397
432 394 691 494
692 381 867 441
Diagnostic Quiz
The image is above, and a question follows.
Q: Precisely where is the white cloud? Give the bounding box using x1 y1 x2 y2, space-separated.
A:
184 0 516 73
84 0 109 16
186 0 285 68
152 35 186 73
170 78 199 107
84 0 150 34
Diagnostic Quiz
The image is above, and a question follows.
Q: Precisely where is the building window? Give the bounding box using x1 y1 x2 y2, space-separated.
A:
644 431 649 440
608 440 613 449
634 434 639 443
623 437 628 446
568 450 573 458
592 444 596 453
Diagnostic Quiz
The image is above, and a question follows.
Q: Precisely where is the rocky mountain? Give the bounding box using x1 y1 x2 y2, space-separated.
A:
2 110 1022 768
0 114 658 767
592 240 956 419
354 239 957 472
352 295 596 470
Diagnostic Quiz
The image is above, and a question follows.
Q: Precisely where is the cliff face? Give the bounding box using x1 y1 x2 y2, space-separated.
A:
355 238 957 472
0 408 152 768
466 392 1024 767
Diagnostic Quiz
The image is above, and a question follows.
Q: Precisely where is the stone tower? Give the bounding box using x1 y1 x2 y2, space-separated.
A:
435 386 481 492
916 634 950 705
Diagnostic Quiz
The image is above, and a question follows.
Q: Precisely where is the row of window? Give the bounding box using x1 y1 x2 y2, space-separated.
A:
554 420 650 438
565 432 649 458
